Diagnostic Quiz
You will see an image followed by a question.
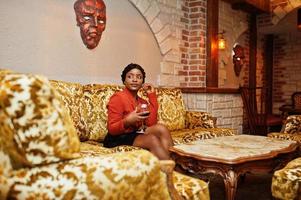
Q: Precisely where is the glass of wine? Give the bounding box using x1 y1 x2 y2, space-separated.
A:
136 103 150 133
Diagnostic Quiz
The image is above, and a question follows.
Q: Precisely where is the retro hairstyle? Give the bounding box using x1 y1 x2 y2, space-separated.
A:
121 63 146 83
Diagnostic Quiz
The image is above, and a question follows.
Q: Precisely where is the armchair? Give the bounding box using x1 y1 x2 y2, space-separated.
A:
268 115 301 143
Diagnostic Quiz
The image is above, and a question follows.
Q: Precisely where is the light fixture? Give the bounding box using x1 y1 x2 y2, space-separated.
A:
218 30 226 50
297 8 301 30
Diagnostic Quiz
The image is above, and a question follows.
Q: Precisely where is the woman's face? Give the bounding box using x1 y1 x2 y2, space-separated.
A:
124 68 144 92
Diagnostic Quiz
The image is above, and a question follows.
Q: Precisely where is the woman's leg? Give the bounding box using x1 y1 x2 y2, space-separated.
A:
133 134 170 160
144 124 174 151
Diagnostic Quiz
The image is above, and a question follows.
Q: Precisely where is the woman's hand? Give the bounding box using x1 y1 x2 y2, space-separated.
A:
142 83 155 94
124 108 149 128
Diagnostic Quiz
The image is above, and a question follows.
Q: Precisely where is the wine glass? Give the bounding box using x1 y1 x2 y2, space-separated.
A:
136 103 150 133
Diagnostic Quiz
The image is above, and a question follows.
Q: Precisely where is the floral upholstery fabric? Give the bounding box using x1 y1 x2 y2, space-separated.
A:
81 84 123 142
268 115 301 143
173 171 209 200
267 133 301 143
0 73 80 168
283 115 301 134
156 88 186 131
50 80 90 141
171 128 235 145
80 142 210 200
185 111 216 129
271 157 301 200
0 146 13 199
7 150 171 200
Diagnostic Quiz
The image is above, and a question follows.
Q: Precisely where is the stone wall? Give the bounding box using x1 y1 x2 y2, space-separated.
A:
183 93 243 133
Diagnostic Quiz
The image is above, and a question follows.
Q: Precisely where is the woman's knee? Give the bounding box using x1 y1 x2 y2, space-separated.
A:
134 134 161 148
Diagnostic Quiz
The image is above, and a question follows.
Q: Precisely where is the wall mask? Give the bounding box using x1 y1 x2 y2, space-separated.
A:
74 0 106 49
232 44 245 77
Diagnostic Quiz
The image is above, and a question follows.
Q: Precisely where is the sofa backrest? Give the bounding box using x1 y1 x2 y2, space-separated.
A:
0 72 80 169
51 80 186 142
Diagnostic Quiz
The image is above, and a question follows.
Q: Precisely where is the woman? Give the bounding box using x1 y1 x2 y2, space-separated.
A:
104 63 174 160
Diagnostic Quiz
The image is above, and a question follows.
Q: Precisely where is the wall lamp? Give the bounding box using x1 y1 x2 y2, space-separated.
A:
218 30 226 50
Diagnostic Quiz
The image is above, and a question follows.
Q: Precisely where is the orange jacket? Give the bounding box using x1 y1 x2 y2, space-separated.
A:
107 88 158 135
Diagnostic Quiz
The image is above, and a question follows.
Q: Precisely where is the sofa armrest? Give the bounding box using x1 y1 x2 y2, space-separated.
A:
6 150 171 200
271 157 301 200
185 111 216 129
268 132 301 143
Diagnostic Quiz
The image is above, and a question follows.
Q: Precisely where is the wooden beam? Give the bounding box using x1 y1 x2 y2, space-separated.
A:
264 34 274 114
206 0 219 87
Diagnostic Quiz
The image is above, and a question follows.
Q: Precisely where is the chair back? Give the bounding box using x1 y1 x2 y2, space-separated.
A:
292 92 301 109
240 87 268 135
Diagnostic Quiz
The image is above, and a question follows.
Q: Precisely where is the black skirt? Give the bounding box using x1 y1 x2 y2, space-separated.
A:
103 131 142 148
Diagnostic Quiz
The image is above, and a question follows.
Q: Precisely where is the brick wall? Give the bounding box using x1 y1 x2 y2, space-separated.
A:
179 0 207 87
257 0 301 113
128 0 244 133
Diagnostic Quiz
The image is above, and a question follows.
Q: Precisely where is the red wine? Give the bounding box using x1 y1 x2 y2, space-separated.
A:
141 112 150 116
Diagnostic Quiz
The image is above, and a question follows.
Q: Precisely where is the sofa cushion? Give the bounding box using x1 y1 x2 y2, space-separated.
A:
171 128 235 145
50 80 90 141
0 138 13 199
271 157 301 200
283 115 301 134
81 84 123 142
7 150 171 200
156 88 186 131
185 111 216 129
0 73 80 168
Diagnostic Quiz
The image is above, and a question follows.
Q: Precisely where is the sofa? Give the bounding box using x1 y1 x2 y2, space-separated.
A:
268 115 301 143
271 157 301 200
0 69 234 199
268 115 301 200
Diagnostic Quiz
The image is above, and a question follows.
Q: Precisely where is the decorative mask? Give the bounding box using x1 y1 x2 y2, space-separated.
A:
232 44 245 77
74 0 106 49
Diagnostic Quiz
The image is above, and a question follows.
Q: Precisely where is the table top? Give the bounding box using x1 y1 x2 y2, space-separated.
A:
170 135 298 164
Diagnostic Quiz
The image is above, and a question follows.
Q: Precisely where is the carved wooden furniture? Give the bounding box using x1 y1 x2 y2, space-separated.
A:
240 87 283 135
170 135 299 200
279 92 301 117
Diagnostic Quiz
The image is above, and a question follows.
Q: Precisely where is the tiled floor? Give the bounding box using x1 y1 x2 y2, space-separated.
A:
202 173 273 200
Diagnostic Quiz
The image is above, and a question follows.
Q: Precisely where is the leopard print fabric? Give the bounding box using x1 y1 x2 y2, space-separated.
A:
50 80 90 141
185 111 216 129
0 73 80 168
7 150 171 200
268 133 301 143
271 157 301 200
283 115 301 134
81 84 123 142
268 115 301 143
171 128 235 145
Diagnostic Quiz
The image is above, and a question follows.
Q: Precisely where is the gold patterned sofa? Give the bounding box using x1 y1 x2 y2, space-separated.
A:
268 115 301 200
0 70 212 200
268 115 301 143
271 157 301 200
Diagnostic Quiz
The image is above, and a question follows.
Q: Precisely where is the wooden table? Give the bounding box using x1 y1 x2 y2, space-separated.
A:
170 135 299 200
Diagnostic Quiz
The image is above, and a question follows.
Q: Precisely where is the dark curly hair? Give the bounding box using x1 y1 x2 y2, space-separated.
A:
121 63 146 83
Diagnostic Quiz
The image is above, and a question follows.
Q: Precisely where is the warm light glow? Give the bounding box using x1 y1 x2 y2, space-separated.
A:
218 30 226 50
218 37 226 50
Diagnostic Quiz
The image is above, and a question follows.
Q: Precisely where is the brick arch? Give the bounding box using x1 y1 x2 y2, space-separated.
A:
271 1 301 25
127 0 174 56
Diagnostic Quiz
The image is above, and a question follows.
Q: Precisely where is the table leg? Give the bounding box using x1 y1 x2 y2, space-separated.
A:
222 170 238 200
